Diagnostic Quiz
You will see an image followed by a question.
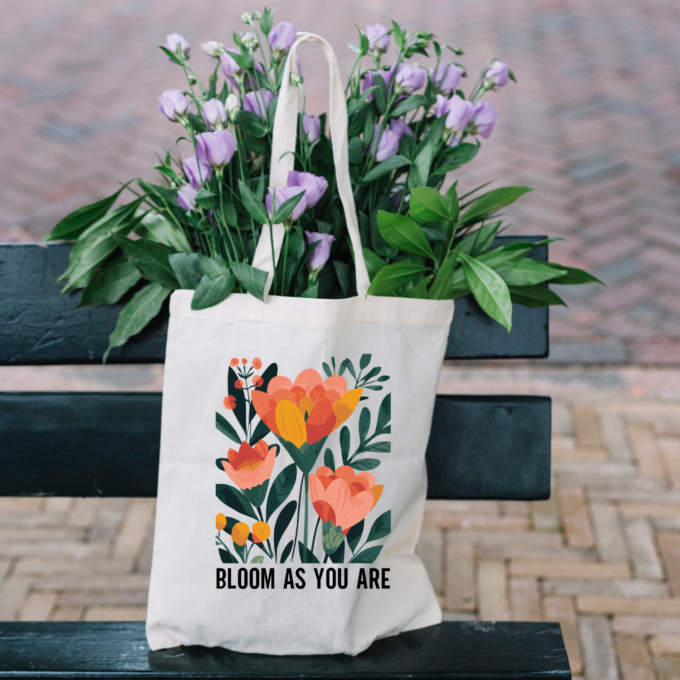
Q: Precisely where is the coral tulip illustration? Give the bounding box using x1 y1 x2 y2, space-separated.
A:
215 354 391 564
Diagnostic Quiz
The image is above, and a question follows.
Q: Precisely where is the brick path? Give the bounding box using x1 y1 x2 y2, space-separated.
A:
1 381 679 679
0 0 679 362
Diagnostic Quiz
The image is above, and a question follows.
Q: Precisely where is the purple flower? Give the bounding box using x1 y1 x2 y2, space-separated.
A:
164 33 190 60
389 118 413 139
196 130 237 170
177 185 197 212
470 100 498 138
269 22 297 55
220 50 244 79
369 124 400 162
366 23 390 54
362 65 395 100
484 61 509 90
265 186 307 222
202 98 227 130
305 232 336 272
432 62 464 95
287 171 328 208
183 155 212 190
434 94 453 118
444 95 474 132
157 88 189 122
302 114 321 143
394 64 427 94
243 89 275 119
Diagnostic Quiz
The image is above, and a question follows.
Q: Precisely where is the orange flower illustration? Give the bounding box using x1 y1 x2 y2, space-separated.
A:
223 395 236 410
230 358 239 367
221 440 276 490
309 465 383 533
253 358 262 370
251 369 362 446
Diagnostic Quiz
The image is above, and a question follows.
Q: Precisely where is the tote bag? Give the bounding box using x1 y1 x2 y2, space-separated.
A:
146 33 454 656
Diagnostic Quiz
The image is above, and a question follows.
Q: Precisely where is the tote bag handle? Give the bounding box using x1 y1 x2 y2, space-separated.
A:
251 32 371 298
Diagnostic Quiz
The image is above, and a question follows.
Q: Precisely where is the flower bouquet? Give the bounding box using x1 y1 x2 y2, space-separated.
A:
46 9 600 360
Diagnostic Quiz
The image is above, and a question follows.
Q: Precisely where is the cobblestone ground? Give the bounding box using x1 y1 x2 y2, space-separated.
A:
0 370 679 680
0 0 679 362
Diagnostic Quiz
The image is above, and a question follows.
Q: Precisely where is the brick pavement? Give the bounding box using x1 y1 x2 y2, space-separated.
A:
1 369 679 679
0 0 679 362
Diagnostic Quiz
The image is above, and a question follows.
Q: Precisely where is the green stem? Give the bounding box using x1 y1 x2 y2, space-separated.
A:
311 517 321 554
303 473 309 563
291 476 303 563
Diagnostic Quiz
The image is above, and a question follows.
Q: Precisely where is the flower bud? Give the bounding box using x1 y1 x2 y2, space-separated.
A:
394 64 427 95
220 50 244 80
202 98 228 130
269 21 297 57
305 232 336 274
366 23 390 55
183 155 212 190
231 522 250 547
225 93 241 122
484 60 509 90
302 114 321 143
432 62 464 95
177 185 197 212
216 513 227 531
241 12 260 24
157 88 189 123
240 31 259 51
469 100 498 138
164 33 190 61
252 521 271 544
201 41 225 58
290 72 303 86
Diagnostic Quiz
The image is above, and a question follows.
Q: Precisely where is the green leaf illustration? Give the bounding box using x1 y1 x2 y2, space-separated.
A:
347 520 364 553
266 464 297 520
216 413 241 445
216 484 258 520
352 545 383 563
367 510 391 543
324 448 336 472
280 540 294 563
298 541 320 563
243 480 269 508
377 393 391 430
359 408 371 441
322 521 345 555
350 458 381 470
251 555 265 563
274 500 297 557
340 427 351 465
218 547 238 564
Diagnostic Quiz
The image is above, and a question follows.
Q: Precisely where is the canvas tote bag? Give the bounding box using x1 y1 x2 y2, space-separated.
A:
146 33 454 656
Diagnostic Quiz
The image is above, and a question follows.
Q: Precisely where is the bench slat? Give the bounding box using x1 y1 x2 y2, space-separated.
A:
0 239 548 365
0 621 570 678
0 393 550 500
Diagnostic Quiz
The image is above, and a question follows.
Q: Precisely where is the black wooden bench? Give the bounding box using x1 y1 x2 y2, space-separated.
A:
0 238 571 679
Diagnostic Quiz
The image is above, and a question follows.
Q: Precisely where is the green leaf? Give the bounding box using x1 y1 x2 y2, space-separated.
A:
103 282 169 362
158 45 183 65
135 212 192 253
409 187 451 222
459 252 512 332
219 547 238 564
504 258 566 286
373 74 387 114
238 179 269 224
377 393 391 430
351 458 381 470
352 545 383 563
546 264 605 286
404 275 433 298
300 283 318 298
45 188 123 241
198 254 227 279
168 253 203 290
324 448 336 472
368 263 428 296
216 412 241 445
230 262 268 301
390 94 428 118
112 234 180 290
249 419 271 446
428 246 463 300
509 285 568 308
377 212 434 259
361 155 412 183
468 221 501 257
191 271 236 310
272 190 306 224
347 520 364 553
340 358 356 380
250 555 264 563
367 510 391 542
79 258 141 307
322 521 346 555
216 484 258 520
362 248 387 280
444 183 460 225
274 501 297 555
340 427 351 465
363 441 390 453
61 200 144 291
237 110 267 138
359 408 371 441
266 464 297 521
322 362 332 378
433 143 479 175
459 186 533 226
280 540 294 563
243 480 269 508
298 542 320 563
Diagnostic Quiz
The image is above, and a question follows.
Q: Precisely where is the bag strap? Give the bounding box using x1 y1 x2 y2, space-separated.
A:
251 32 371 298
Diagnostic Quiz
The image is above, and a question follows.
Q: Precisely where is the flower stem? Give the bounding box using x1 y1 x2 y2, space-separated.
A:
303 473 310 563
291 476 303 563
